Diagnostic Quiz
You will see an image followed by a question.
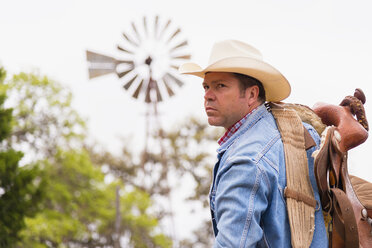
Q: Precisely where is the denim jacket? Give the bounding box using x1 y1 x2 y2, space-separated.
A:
210 104 328 247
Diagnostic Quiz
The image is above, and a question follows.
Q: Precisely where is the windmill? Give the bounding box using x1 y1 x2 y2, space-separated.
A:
86 16 190 244
86 16 190 161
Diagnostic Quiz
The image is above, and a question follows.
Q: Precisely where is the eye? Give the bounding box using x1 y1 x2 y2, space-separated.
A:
217 83 226 88
203 85 209 91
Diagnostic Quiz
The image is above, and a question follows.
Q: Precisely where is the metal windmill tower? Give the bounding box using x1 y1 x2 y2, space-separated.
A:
86 15 190 162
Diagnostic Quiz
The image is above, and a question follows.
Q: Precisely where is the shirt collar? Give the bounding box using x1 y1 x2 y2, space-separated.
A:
217 107 258 146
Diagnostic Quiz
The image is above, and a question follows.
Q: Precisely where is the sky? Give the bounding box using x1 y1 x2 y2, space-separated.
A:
1 0 372 241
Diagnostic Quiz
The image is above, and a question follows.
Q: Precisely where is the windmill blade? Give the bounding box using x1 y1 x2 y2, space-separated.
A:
132 79 144 99
171 54 191 60
165 73 184 87
131 22 141 43
116 67 134 78
143 16 148 36
117 45 133 55
159 19 171 39
154 80 163 102
166 28 181 43
122 32 138 46
154 16 159 38
170 62 184 71
170 64 179 70
162 78 175 97
123 75 138 90
169 40 188 52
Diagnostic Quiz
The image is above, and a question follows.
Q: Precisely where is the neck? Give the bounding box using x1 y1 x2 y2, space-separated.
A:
224 103 263 130
244 101 263 117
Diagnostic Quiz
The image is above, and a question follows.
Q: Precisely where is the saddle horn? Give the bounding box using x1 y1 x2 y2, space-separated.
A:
313 88 369 152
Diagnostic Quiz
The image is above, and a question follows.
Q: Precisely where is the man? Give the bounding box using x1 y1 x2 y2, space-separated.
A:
179 40 328 247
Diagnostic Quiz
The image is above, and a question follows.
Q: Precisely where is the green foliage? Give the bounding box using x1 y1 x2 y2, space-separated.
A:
1 70 171 247
94 116 222 247
19 149 171 248
2 67 217 247
0 68 12 142
162 117 221 206
0 150 44 247
6 72 86 159
19 149 108 247
160 118 221 247
0 68 45 248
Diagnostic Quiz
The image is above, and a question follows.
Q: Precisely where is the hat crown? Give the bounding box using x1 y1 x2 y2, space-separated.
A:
208 40 263 64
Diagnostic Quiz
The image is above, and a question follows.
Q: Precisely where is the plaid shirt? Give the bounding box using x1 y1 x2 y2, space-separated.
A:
218 109 255 146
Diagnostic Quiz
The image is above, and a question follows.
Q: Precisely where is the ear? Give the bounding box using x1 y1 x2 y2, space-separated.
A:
245 85 260 106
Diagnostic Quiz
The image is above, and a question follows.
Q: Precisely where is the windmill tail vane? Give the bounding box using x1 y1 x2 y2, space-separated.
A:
86 51 117 79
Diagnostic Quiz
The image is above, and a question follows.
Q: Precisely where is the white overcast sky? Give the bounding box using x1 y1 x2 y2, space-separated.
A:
2 0 372 241
2 0 372 177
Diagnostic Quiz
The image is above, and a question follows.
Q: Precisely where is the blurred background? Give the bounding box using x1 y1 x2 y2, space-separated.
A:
1 0 372 247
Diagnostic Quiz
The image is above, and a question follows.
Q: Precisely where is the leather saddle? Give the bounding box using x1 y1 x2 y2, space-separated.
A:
312 89 372 247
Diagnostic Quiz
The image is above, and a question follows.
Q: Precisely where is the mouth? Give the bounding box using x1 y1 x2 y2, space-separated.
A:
205 107 217 114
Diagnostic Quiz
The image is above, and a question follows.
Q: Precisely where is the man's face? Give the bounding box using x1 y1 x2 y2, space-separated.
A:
202 72 251 129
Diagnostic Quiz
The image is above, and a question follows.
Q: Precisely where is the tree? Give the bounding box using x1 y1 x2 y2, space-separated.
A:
6 71 86 160
2 70 171 248
91 116 223 247
4 68 221 247
157 118 222 247
0 68 45 247
18 149 171 248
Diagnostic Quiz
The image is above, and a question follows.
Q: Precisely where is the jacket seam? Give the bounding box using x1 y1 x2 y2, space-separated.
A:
261 156 279 174
258 164 271 199
239 168 262 248
225 131 279 169
254 133 280 164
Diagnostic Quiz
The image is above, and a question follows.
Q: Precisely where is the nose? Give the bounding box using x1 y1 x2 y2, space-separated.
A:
204 88 215 101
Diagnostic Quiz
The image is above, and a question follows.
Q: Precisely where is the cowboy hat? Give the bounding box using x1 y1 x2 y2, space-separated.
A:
178 40 291 102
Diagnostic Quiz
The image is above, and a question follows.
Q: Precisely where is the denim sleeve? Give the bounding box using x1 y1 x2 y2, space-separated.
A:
303 122 321 147
213 157 270 248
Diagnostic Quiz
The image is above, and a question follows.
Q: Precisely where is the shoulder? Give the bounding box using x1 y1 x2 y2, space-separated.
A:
226 111 282 164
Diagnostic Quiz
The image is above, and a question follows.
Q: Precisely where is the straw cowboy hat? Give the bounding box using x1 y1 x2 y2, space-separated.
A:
179 40 291 102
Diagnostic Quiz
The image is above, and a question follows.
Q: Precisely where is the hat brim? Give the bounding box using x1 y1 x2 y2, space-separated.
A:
179 57 291 102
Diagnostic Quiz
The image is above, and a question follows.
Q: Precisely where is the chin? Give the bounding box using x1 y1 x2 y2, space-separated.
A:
207 117 222 127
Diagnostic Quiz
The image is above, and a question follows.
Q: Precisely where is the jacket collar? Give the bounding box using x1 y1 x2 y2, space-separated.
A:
216 103 268 154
